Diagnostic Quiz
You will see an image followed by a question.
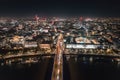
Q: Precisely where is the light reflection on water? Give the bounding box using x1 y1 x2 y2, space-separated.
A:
63 56 120 80
0 57 54 80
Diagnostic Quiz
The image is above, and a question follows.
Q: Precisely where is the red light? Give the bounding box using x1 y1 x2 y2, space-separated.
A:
79 17 83 21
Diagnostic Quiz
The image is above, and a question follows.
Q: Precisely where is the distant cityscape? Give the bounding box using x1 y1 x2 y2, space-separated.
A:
0 17 120 50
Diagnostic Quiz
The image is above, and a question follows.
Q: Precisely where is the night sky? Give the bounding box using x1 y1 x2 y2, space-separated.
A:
0 0 120 17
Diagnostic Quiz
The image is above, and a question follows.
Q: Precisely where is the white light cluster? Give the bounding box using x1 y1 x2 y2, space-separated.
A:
66 44 97 49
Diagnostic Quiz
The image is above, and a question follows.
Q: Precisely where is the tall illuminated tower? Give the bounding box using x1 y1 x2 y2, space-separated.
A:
35 15 39 25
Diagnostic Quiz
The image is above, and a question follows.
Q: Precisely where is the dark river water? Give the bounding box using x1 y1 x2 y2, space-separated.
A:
0 57 120 80
0 57 54 80
63 56 120 80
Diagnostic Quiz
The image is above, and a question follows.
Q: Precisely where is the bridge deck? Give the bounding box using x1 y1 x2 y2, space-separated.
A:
51 53 63 80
